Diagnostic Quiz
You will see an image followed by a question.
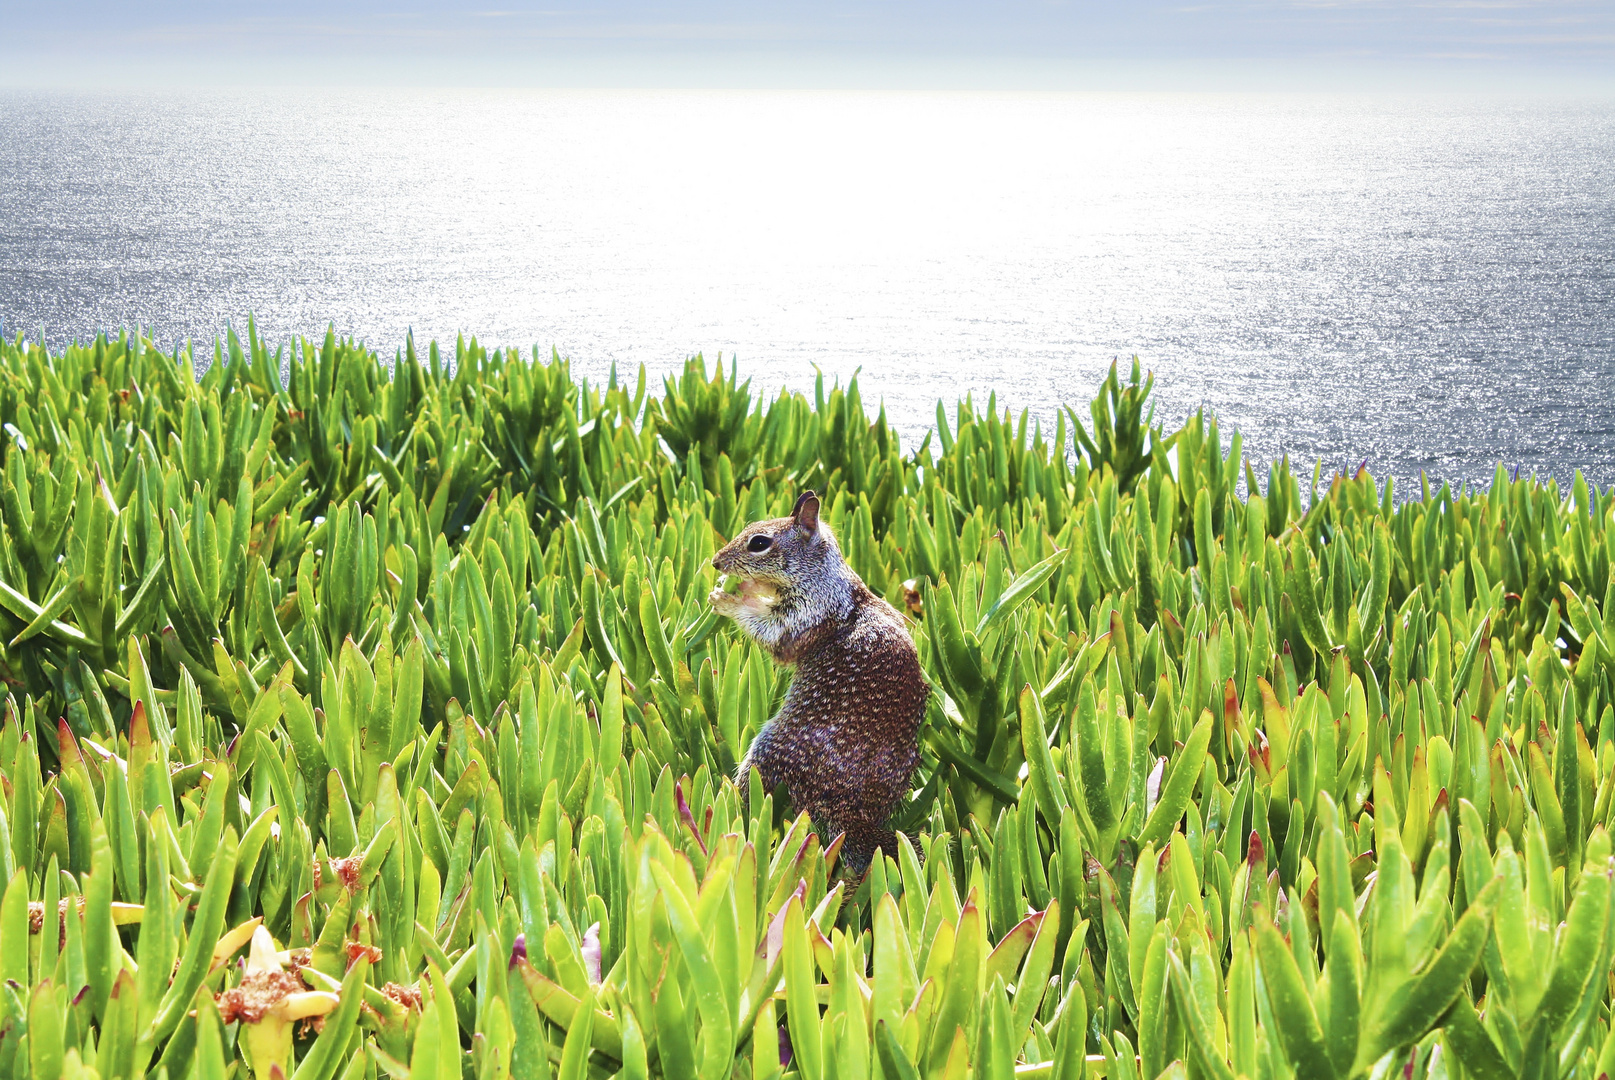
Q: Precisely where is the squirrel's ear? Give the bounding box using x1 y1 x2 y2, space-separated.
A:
792 490 821 533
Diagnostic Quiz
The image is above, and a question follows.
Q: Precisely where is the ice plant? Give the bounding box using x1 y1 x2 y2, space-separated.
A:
216 926 341 1079
0 330 1610 1078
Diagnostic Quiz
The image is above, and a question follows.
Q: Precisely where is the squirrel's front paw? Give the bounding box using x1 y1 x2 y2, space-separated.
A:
709 587 742 616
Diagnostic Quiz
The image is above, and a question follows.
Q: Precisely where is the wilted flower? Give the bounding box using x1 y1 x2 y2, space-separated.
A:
216 926 341 1078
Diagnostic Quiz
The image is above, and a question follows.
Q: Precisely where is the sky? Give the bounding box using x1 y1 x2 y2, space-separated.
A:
1 0 1612 90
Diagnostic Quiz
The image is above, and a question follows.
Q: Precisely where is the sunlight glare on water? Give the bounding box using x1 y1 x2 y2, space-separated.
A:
1 89 1612 488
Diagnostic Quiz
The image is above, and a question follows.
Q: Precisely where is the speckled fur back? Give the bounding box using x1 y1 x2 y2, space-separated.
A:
710 492 929 874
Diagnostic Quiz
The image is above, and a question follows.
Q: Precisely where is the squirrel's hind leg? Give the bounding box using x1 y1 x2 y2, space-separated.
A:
834 822 901 880
736 727 795 831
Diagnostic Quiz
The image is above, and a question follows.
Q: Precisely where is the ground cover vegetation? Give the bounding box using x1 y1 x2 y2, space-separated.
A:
0 325 1611 1080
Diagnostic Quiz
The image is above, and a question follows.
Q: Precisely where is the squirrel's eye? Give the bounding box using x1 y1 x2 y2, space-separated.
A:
747 535 773 553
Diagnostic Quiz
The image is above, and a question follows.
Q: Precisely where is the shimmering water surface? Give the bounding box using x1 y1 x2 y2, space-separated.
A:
2 89 1612 488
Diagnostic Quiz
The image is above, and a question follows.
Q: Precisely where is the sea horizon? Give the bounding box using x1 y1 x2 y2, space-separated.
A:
3 87 1612 489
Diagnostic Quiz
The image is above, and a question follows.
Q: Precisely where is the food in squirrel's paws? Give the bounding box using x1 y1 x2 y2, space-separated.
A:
709 574 778 617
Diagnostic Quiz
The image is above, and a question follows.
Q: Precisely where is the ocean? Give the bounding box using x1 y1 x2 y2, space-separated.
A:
1 89 1612 489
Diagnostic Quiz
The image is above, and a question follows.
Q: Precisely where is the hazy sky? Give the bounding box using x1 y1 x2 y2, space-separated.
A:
3 0 1613 89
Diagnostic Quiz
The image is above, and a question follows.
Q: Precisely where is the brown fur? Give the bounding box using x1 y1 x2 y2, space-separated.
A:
711 492 928 874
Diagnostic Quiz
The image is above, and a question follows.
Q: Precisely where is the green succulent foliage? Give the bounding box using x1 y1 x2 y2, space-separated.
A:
650 355 762 493
1067 358 1162 498
0 322 1614 1080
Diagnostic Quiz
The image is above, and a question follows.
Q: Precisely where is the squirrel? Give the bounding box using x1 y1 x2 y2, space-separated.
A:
709 490 929 876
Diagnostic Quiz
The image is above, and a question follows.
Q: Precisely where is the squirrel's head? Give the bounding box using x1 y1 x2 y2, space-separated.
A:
712 491 845 589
